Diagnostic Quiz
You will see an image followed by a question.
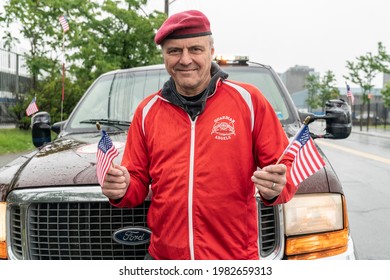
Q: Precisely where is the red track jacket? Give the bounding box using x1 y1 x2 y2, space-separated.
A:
112 75 296 260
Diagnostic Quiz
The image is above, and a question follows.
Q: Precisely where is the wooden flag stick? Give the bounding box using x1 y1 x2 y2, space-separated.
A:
61 31 65 122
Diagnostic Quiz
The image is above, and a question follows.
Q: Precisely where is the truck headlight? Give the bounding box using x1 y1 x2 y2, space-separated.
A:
0 202 7 259
284 193 343 235
283 193 349 259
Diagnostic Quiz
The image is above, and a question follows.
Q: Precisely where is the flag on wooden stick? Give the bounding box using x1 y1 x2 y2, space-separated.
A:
277 122 325 187
59 15 69 32
346 82 355 105
26 97 39 116
96 130 119 186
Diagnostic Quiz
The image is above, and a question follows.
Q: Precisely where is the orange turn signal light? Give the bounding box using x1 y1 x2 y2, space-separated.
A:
0 242 7 259
285 228 349 258
287 245 348 260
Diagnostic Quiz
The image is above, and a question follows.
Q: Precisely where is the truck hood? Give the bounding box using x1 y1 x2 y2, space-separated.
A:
4 132 126 193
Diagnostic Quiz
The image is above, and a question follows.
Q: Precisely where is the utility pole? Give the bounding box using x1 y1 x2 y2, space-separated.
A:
164 0 177 15
165 0 169 15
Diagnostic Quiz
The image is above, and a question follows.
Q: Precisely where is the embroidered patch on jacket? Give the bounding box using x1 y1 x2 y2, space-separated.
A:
211 116 236 140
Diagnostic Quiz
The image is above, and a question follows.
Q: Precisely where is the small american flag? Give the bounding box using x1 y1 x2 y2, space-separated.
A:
346 82 355 105
26 97 39 116
96 130 119 186
59 15 69 33
284 125 325 187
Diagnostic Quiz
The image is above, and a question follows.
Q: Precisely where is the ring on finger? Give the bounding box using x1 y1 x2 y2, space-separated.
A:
271 182 276 190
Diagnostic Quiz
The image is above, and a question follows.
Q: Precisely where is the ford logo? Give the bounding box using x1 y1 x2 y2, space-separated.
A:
113 227 152 246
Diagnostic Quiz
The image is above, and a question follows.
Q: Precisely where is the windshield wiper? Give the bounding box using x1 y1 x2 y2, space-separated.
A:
80 118 131 131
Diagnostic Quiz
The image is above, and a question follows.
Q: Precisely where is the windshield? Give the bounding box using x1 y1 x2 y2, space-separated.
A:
68 69 170 132
67 64 293 133
225 66 292 122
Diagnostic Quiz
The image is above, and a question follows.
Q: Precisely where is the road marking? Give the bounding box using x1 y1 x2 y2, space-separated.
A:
317 140 390 165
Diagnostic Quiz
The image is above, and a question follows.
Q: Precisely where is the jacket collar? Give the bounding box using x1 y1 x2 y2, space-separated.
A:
161 62 228 120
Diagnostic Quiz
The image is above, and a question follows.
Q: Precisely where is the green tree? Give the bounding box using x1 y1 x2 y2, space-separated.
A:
376 42 390 75
305 71 339 112
381 82 390 108
304 73 320 112
2 0 76 89
376 42 390 109
69 0 166 90
318 70 340 112
1 0 98 126
1 0 166 127
343 42 384 131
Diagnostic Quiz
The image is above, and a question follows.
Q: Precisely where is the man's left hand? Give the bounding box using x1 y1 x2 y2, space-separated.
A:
251 164 287 200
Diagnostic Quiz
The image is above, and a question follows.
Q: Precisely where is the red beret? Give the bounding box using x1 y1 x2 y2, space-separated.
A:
155 10 212 45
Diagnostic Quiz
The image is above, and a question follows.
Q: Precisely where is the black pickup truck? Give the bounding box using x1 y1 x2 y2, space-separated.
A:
0 56 356 260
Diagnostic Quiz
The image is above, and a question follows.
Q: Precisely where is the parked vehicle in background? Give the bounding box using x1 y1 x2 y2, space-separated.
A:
0 56 356 260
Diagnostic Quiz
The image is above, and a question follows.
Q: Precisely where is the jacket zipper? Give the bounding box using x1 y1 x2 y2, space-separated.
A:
186 82 219 259
188 117 197 260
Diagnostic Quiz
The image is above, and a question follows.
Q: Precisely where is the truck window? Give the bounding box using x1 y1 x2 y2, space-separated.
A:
225 68 291 121
68 69 169 131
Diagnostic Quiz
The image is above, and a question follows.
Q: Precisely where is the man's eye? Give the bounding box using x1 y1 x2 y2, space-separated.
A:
168 49 180 54
191 47 203 53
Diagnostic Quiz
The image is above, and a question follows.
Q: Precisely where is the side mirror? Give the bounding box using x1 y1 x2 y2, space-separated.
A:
31 111 51 147
298 99 352 139
51 120 67 134
324 99 352 139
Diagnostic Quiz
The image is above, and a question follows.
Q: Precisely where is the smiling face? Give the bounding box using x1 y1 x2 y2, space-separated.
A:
161 35 215 97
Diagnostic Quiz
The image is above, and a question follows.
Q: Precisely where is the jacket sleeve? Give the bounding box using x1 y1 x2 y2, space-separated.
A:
110 100 151 208
249 85 297 205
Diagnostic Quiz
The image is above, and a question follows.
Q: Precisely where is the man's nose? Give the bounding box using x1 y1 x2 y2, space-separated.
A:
179 49 192 65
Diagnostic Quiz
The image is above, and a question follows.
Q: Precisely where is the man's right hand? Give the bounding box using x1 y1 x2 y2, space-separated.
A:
101 164 130 200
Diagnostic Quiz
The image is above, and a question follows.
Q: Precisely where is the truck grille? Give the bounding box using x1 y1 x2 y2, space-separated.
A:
258 199 280 257
11 201 149 260
7 188 280 259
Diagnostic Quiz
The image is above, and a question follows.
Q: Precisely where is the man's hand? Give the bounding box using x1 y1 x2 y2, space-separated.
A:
251 164 287 200
101 164 130 201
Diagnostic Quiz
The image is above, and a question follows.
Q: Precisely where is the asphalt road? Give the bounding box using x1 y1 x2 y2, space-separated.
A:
316 131 390 259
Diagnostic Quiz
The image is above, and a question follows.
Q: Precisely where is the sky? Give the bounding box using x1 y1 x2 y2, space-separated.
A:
145 0 390 88
1 0 389 87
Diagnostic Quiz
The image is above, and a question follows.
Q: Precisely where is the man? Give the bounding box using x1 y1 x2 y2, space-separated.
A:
102 10 296 260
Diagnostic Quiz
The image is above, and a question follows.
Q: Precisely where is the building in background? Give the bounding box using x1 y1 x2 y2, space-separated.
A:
279 65 316 94
384 73 390 86
0 42 31 125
